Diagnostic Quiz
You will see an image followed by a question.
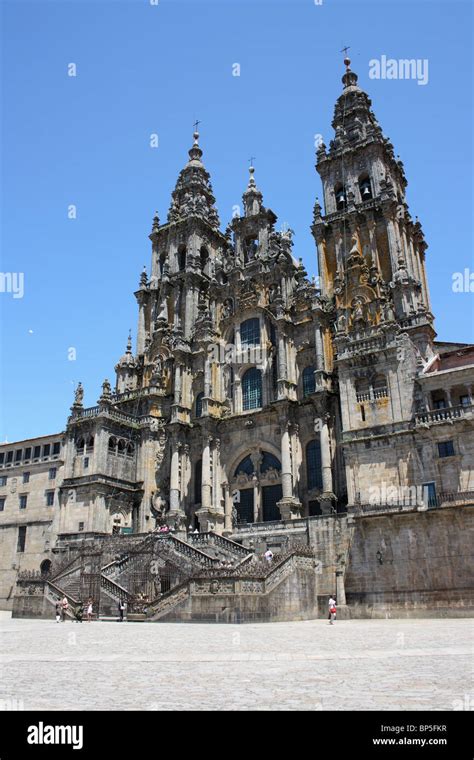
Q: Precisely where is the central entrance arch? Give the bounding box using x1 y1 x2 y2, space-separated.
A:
232 450 282 524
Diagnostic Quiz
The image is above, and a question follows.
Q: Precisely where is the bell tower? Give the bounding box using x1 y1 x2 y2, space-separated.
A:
312 57 437 474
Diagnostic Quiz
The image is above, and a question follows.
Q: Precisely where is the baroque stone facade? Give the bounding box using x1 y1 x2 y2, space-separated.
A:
1 59 473 615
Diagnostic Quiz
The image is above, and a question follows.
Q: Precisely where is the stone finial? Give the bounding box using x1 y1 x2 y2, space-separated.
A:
151 212 160 235
98 378 112 405
140 266 148 288
70 382 84 414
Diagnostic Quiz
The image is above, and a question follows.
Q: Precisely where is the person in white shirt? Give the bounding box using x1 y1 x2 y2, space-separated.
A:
264 549 274 563
328 596 337 625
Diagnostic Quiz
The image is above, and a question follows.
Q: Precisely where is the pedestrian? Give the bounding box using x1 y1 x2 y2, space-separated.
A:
118 599 125 622
328 595 337 625
74 602 84 623
264 549 274 563
61 596 69 622
55 602 61 623
86 598 93 622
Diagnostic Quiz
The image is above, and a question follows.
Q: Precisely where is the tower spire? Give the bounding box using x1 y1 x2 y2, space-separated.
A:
167 128 220 228
243 164 263 216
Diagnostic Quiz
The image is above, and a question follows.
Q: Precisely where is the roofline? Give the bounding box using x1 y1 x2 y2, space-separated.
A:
0 432 64 449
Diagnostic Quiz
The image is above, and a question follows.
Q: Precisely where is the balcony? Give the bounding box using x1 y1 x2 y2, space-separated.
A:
350 491 474 517
415 403 473 426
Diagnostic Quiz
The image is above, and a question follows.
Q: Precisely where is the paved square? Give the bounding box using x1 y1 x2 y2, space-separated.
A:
0 613 472 710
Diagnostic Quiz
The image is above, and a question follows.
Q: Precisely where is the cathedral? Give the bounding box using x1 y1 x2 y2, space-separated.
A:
1 58 473 621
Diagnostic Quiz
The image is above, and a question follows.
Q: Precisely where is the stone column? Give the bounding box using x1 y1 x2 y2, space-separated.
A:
318 415 336 515
315 325 324 371
367 217 379 271
277 328 288 400
252 475 260 523
336 569 346 606
174 363 182 405
386 216 401 275
136 292 147 354
277 419 303 520
204 359 211 398
169 438 181 513
334 228 344 270
223 482 232 534
201 436 212 511
280 422 293 499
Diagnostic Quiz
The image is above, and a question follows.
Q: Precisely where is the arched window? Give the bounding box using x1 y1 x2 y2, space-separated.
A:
359 175 373 201
242 368 262 411
126 443 135 457
195 392 204 418
306 439 323 490
303 366 316 397
241 318 260 346
234 455 254 477
108 436 116 453
260 452 281 473
86 436 94 451
76 438 85 454
194 460 202 504
178 246 186 271
117 440 126 456
334 184 347 211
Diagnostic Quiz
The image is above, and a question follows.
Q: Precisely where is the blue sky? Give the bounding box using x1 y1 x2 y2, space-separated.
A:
1 0 472 442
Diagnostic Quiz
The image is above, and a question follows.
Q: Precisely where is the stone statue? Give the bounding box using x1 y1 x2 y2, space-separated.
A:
74 382 84 406
337 313 347 332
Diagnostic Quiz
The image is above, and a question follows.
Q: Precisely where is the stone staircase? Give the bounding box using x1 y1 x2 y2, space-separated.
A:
186 532 253 565
40 531 257 621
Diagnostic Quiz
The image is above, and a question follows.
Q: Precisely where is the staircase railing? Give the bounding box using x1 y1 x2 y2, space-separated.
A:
100 574 132 603
45 580 80 616
187 531 253 559
157 535 219 567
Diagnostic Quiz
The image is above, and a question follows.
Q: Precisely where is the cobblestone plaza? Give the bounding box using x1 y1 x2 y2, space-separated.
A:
0 613 472 711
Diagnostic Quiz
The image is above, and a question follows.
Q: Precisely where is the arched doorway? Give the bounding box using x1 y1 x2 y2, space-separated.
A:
232 450 282 524
40 559 52 577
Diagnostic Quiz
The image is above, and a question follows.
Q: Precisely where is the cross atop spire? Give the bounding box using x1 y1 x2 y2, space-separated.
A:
248 155 256 168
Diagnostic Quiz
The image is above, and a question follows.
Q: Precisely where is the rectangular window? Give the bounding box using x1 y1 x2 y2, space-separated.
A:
240 318 260 346
22 472 30 484
19 494 27 509
6 451 13 464
0 476 7 487
460 395 470 407
422 482 437 509
52 442 61 455
33 446 41 459
17 526 27 553
43 444 51 457
46 491 55 507
433 399 447 410
0 498 5 512
0 453 4 466
78 522 84 532
83 457 89 469
438 441 455 458
15 450 22 463
48 467 57 480
24 447 32 461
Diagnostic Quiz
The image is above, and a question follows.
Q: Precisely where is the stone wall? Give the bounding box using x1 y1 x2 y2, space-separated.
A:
344 504 474 615
158 562 319 623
